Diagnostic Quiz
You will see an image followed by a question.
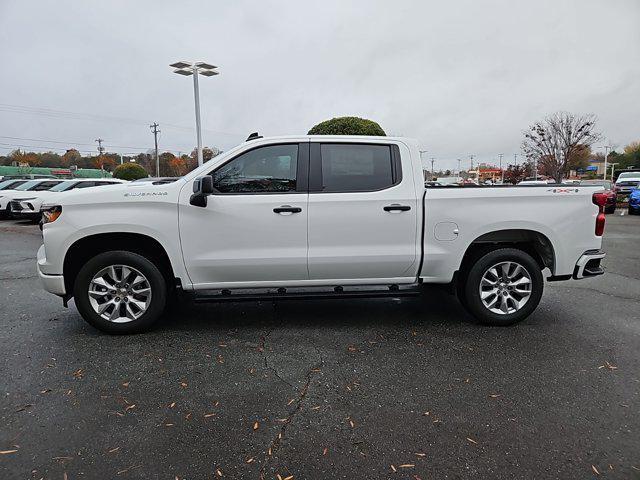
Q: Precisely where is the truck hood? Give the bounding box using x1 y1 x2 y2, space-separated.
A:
46 179 187 207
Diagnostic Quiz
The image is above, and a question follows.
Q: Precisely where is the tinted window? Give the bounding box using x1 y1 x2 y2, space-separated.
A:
73 182 96 189
50 181 78 192
0 180 26 190
211 144 298 193
31 181 62 191
320 144 395 192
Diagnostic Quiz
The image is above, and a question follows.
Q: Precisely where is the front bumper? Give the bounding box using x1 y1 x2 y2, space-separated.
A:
37 244 66 295
573 250 606 279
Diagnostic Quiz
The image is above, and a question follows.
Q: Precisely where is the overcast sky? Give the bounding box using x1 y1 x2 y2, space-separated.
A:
1 0 639 170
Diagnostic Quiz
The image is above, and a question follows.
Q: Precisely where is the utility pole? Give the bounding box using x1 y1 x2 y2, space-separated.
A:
150 122 160 177
430 157 435 180
95 138 104 157
469 154 475 182
457 158 461 176
498 153 504 184
419 150 428 180
513 153 517 166
600 144 611 180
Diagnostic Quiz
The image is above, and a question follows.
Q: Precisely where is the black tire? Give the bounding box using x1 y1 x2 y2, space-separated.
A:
461 248 544 326
629 207 637 216
73 251 167 334
604 206 616 214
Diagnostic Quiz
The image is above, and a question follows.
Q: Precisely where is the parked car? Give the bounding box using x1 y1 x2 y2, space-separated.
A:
580 180 616 214
628 187 640 215
10 178 127 222
613 171 640 199
0 179 64 218
0 179 29 191
131 177 180 184
37 135 606 334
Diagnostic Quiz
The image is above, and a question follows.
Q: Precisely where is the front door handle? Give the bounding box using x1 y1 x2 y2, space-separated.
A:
383 204 411 212
273 205 302 214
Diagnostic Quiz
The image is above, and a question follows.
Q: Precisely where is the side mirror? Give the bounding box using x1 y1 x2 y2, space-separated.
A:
190 176 215 207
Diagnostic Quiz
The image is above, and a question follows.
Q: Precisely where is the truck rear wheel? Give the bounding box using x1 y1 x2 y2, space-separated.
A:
461 248 543 326
73 251 167 334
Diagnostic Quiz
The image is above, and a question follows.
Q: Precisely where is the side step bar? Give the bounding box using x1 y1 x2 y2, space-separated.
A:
193 285 422 303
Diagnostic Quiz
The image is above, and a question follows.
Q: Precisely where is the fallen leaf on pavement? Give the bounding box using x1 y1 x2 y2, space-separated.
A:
390 465 397 472
246 457 254 463
466 437 478 444
399 464 415 468
592 465 600 475
322 447 328 456
216 468 223 477
122 382 130 388
107 447 120 453
0 450 18 455
253 421 259 430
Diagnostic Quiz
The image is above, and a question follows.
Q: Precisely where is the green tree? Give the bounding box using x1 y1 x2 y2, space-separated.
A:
113 162 148 180
308 116 386 136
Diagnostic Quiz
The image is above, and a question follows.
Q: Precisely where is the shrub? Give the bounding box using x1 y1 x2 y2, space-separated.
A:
308 116 386 136
113 163 148 181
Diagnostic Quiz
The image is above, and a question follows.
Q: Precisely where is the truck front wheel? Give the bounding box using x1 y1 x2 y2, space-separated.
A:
73 251 167 334
462 248 543 326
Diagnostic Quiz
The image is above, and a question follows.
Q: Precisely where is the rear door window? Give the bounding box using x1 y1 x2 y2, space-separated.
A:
314 144 400 192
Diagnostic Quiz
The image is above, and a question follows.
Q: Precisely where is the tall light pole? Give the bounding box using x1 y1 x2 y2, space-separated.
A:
598 144 611 180
498 153 504 183
457 158 461 176
170 61 219 166
430 157 435 180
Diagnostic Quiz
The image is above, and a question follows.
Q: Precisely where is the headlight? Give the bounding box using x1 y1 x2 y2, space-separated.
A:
42 205 62 224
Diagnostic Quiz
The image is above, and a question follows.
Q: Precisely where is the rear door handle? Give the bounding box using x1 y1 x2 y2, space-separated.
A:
273 205 302 214
383 204 411 212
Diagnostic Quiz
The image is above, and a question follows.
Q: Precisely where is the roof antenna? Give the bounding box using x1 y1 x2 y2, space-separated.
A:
246 132 262 141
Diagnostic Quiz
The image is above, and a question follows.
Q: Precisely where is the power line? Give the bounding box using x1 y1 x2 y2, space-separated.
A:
0 102 243 138
0 135 189 151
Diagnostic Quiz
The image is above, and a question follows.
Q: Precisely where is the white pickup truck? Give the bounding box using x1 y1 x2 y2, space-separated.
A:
37 135 607 333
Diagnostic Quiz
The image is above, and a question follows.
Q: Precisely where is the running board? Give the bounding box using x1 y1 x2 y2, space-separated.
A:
192 285 421 303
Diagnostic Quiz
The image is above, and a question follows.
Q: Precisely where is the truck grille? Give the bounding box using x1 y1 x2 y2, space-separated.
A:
9 201 23 212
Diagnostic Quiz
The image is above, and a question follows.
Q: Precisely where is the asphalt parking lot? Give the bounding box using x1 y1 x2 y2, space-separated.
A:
1 214 638 480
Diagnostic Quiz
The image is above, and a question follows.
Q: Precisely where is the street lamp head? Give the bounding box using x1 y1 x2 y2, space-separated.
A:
194 62 218 70
199 70 219 77
170 61 192 69
173 69 194 76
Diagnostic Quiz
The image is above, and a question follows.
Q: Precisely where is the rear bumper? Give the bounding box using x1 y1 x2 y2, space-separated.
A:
37 245 66 295
573 249 605 279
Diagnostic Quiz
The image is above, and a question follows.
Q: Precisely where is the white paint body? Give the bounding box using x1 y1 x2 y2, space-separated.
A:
37 136 604 296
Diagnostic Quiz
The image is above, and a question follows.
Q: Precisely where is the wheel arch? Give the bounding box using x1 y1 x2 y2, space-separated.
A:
458 229 556 276
63 232 179 296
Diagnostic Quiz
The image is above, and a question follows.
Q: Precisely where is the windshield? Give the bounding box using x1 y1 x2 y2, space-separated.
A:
0 180 25 190
15 180 41 191
49 181 78 192
617 172 640 181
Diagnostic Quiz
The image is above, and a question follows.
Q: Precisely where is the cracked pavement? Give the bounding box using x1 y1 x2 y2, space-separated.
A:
0 215 639 479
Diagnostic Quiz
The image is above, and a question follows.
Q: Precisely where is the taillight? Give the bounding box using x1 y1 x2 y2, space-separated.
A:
595 212 605 236
592 192 606 236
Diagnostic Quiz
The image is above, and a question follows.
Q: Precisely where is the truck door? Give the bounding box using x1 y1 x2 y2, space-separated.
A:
307 141 419 282
179 142 309 287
